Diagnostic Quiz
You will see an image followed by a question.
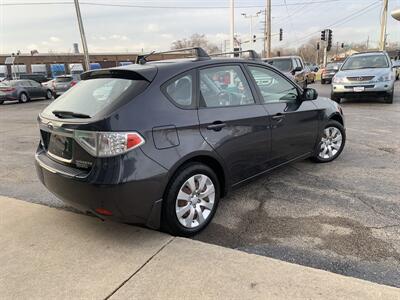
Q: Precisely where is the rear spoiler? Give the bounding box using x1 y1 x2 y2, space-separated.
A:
81 67 157 82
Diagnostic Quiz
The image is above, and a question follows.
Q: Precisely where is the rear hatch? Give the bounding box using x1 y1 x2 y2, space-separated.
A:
54 76 74 92
0 82 15 96
38 67 156 169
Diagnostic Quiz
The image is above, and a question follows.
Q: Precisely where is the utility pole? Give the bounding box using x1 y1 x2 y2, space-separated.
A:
242 11 262 49
265 0 271 57
366 35 370 49
74 0 90 70
230 0 235 54
379 0 388 50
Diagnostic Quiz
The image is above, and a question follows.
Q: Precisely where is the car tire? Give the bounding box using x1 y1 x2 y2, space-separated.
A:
161 163 220 237
0 100 3 105
312 120 346 163
19 92 29 103
384 90 394 104
46 90 53 99
321 79 325 84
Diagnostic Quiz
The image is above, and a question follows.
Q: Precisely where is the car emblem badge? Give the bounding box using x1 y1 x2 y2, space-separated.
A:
358 77 363 81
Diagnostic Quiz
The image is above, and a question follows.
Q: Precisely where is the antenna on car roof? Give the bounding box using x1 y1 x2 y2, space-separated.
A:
135 47 210 64
209 50 260 60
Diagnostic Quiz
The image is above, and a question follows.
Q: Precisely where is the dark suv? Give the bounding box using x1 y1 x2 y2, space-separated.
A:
35 48 346 236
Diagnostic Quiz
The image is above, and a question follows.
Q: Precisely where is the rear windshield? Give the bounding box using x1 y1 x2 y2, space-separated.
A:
341 54 389 70
56 77 73 82
42 78 148 118
266 59 292 72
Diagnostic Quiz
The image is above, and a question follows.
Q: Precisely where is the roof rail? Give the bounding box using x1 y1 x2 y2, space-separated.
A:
209 50 260 60
135 47 210 64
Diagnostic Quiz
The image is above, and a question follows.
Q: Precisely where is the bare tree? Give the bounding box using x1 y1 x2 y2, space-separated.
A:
171 33 220 53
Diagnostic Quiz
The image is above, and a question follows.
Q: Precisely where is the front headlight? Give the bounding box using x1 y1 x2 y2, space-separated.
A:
333 76 345 83
377 73 392 82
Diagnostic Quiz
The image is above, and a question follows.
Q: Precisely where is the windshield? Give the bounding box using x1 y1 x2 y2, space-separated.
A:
326 63 341 70
267 59 292 72
42 78 148 118
341 55 389 70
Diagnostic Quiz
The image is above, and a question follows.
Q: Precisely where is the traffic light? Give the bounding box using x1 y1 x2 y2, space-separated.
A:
341 42 345 48
317 42 320 50
321 30 326 41
253 35 256 43
233 47 240 57
279 28 283 41
327 29 333 52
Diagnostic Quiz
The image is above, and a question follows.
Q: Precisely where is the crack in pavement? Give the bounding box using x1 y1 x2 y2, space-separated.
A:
104 237 175 300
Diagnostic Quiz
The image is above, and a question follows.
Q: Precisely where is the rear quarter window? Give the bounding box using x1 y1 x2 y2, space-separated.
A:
164 74 193 108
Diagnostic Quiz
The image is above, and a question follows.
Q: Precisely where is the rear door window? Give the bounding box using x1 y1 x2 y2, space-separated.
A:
42 78 149 118
199 65 255 107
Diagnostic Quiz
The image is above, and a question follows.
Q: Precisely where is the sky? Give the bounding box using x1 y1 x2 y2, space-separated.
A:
1 0 400 55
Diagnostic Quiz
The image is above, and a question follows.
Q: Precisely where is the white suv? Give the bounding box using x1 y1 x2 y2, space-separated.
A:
331 51 395 104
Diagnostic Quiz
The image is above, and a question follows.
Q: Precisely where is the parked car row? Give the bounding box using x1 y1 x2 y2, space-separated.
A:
0 61 133 82
0 75 77 104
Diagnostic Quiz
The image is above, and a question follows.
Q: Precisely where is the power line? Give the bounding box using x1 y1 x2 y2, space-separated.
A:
280 1 380 47
0 0 365 9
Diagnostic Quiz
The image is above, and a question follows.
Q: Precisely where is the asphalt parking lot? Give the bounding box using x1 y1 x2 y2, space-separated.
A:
0 82 399 287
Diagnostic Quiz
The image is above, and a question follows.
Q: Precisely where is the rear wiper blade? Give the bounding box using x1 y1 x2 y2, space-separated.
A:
52 110 91 119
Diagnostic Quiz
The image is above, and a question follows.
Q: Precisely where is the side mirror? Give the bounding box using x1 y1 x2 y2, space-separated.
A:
303 88 318 101
291 66 302 75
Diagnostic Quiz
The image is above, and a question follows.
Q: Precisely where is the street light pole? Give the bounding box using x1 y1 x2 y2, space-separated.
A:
242 11 262 49
74 0 90 70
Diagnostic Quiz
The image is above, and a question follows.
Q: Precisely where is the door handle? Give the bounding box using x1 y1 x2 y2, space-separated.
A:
207 121 226 131
271 113 285 121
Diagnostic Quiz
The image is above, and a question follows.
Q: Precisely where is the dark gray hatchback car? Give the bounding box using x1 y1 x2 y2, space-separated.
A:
35 48 346 236
0 79 53 104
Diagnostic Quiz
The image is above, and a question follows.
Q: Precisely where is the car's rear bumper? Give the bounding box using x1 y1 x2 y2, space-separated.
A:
322 73 335 80
35 146 169 228
0 95 18 101
332 81 394 96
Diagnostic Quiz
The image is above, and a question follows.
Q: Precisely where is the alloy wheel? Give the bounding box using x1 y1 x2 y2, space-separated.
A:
175 174 215 228
20 93 28 103
318 126 343 159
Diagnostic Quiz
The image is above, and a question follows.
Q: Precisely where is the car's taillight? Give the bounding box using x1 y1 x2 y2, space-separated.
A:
74 130 145 157
70 81 77 87
0 88 15 93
